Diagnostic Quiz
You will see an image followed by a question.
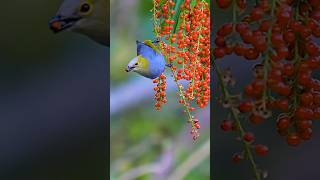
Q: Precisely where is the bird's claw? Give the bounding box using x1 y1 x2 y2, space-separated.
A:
166 63 173 67
152 37 161 44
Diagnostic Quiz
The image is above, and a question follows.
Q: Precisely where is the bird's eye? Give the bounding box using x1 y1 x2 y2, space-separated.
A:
80 3 91 13
135 62 138 66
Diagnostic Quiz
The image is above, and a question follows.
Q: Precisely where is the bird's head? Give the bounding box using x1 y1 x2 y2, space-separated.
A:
49 0 109 46
126 55 150 75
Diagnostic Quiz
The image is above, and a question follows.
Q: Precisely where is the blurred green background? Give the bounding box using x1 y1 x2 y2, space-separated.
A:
110 0 210 180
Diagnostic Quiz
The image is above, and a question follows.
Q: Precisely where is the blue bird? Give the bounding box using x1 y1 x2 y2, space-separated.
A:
126 40 166 79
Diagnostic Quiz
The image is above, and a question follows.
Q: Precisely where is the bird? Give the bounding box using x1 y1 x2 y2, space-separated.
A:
49 0 109 46
126 40 166 79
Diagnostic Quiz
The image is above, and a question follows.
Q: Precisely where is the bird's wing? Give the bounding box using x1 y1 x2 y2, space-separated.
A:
136 40 161 57
143 40 162 54
136 41 147 56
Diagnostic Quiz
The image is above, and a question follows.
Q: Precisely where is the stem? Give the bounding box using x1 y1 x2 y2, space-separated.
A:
291 38 300 112
191 1 205 98
171 68 194 121
261 0 277 108
232 0 237 26
215 64 261 180
288 0 303 130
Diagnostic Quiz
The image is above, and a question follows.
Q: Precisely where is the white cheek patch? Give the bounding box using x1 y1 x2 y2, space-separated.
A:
128 57 139 68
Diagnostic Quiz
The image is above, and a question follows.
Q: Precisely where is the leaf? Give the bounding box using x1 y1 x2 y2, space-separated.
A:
172 0 184 34
191 0 197 8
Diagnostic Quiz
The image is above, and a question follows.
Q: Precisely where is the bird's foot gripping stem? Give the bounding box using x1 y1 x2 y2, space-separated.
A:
166 63 173 68
152 37 161 44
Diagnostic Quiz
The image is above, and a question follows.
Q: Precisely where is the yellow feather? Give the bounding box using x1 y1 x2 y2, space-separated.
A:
137 56 149 70
143 40 161 54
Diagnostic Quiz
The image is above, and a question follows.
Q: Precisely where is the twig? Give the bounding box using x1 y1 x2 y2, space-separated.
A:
215 63 261 180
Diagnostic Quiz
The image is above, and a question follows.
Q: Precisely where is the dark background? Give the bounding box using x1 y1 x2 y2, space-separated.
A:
212 2 320 180
0 0 109 179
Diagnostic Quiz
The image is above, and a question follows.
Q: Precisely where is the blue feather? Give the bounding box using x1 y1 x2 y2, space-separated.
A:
135 40 166 79
136 41 158 58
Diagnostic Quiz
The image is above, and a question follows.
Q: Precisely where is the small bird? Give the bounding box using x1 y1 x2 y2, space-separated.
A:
49 0 109 46
126 40 166 79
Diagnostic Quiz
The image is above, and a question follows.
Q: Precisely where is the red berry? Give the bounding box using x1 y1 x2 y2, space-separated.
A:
287 133 301 146
311 10 320 21
259 20 271 32
277 116 290 130
314 93 320 106
276 99 289 111
238 101 253 113
251 80 265 97
297 120 312 130
271 33 285 48
220 120 233 131
299 128 312 140
255 144 269 156
249 113 264 124
313 26 320 37
194 121 201 129
244 84 254 96
241 30 254 44
250 7 264 21
252 36 267 52
236 0 246 9
276 46 289 59
232 153 243 163
313 107 320 119
295 107 314 120
215 36 226 47
306 41 320 56
243 132 255 142
277 8 291 26
273 82 291 96
244 48 260 60
213 47 226 58
236 22 249 34
218 23 233 36
309 0 320 7
283 63 294 76
217 0 231 9
300 92 314 107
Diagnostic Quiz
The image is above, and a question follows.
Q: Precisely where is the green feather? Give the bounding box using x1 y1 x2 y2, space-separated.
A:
143 40 162 54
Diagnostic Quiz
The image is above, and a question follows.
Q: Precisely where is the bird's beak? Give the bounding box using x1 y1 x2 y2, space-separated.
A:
49 15 81 33
125 66 134 72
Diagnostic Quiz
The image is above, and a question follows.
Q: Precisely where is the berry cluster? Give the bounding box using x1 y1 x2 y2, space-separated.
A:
153 0 210 140
153 74 167 110
214 0 320 179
